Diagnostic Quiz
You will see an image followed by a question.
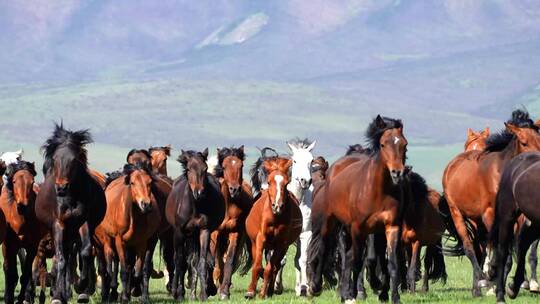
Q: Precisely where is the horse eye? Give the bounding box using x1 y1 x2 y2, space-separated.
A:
381 144 385 148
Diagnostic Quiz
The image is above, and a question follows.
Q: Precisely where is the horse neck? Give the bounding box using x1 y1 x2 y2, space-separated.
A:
287 179 306 204
158 163 167 176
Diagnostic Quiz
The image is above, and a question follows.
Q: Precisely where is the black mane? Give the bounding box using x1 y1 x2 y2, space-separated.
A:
407 171 429 207
215 146 245 178
41 122 92 175
485 109 538 152
6 161 37 194
250 147 279 197
177 150 208 176
365 115 403 155
105 161 153 187
345 144 368 156
126 149 151 162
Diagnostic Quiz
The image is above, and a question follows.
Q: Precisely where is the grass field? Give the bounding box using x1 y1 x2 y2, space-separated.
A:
0 247 538 303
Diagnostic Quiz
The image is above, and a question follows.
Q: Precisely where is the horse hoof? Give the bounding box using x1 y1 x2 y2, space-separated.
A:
77 294 90 303
244 291 255 299
507 285 517 299
530 279 540 293
486 286 496 296
23 300 31 304
344 299 356 304
478 279 489 288
521 280 530 290
358 291 367 300
219 293 229 301
151 269 164 279
51 299 63 304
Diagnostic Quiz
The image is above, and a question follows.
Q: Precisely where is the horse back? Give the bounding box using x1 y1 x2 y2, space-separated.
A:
503 152 540 221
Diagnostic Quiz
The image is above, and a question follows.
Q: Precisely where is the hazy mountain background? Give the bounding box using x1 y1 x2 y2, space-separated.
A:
1 0 540 187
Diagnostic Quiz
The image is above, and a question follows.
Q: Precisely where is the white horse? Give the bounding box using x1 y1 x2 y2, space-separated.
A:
274 138 316 296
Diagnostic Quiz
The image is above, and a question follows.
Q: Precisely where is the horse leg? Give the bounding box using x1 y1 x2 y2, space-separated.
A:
507 224 539 300
407 241 420 293
299 230 312 296
172 230 186 301
115 237 131 303
74 223 92 303
19 247 37 304
307 215 335 296
197 228 212 300
51 221 68 304
529 239 539 293
246 234 264 299
338 228 354 302
450 206 484 297
219 231 238 300
140 244 152 304
32 249 46 304
267 247 287 298
3 241 19 304
95 247 109 303
160 228 175 294
350 230 366 304
385 225 402 304
294 238 302 296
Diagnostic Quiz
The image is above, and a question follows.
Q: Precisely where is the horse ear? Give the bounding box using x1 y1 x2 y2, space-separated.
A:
201 148 209 160
165 145 171 156
178 150 187 164
505 123 522 138
17 148 23 158
375 115 386 129
467 128 474 137
483 127 490 135
535 119 540 129
30 162 37 176
239 145 244 153
124 174 131 185
287 142 296 153
307 140 316 152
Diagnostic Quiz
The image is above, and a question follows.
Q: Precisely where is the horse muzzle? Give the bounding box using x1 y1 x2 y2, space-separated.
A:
55 184 69 197
138 201 153 214
271 202 282 214
299 178 311 189
229 185 241 198
192 189 204 201
16 203 27 215
390 169 404 185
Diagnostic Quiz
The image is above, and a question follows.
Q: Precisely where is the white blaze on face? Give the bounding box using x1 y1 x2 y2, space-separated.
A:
274 174 284 205
232 160 236 165
393 136 400 145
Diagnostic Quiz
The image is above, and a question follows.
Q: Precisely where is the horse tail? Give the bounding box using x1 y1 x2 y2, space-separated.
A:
238 235 253 276
425 241 447 284
438 194 468 256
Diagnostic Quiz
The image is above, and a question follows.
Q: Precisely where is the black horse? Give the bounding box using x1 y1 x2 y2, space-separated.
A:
165 149 225 301
492 151 540 303
35 123 106 304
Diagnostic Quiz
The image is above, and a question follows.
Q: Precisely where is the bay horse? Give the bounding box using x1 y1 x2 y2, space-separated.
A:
285 138 316 296
307 115 408 304
149 145 172 176
127 149 152 165
166 149 225 301
465 127 490 152
95 162 161 303
211 146 253 300
491 151 540 303
1 161 45 304
401 171 447 293
35 123 107 304
311 156 329 184
442 109 540 297
244 155 302 299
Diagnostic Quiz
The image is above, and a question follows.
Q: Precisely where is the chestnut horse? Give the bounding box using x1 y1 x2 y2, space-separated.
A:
211 146 253 300
149 145 172 176
244 155 302 299
492 152 540 303
166 149 225 301
307 115 408 304
401 172 447 293
442 109 540 297
464 127 490 152
35 123 107 304
95 162 161 303
1 161 45 304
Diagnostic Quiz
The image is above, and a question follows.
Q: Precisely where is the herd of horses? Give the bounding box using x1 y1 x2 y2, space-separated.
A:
0 109 539 304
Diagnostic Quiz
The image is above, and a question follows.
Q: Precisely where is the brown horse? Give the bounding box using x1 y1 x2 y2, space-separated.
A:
308 115 408 304
1 161 44 304
401 172 447 293
442 109 540 297
244 156 302 299
464 127 490 152
35 123 107 304
166 149 225 301
149 145 172 176
491 152 540 303
95 162 161 303
311 156 329 184
210 146 253 300
127 149 152 165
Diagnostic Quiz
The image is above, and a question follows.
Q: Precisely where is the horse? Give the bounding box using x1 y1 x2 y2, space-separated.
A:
442 109 540 297
35 123 107 304
127 149 152 165
401 172 447 293
465 127 490 152
95 162 161 303
281 138 316 297
491 151 540 303
210 146 253 300
244 155 302 299
311 156 329 184
0 161 44 304
307 115 409 304
149 145 172 176
166 149 225 301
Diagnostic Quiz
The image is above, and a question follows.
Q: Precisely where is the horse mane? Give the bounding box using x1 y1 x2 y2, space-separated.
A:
311 156 329 176
250 147 279 196
41 122 92 175
177 150 208 176
406 171 429 207
345 144 368 155
6 161 37 195
126 149 151 162
287 137 313 150
484 109 538 153
365 115 403 156
0 160 6 177
215 146 246 178
148 146 171 156
105 161 154 187
105 170 124 187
